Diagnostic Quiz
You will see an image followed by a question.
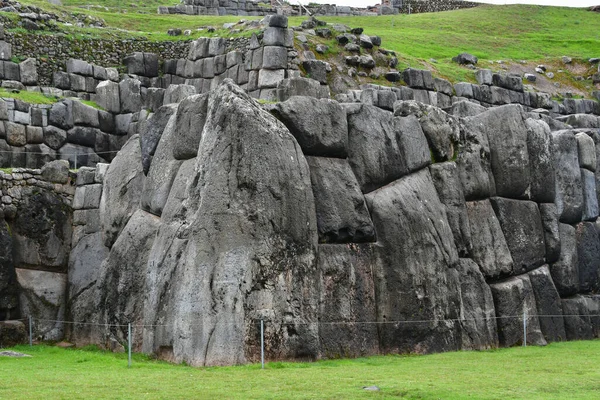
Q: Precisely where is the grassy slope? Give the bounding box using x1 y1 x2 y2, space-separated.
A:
8 2 600 84
1 341 600 399
308 5 600 83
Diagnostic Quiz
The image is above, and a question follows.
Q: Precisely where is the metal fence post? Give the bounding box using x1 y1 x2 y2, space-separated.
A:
28 315 32 347
260 319 264 370
128 323 132 368
523 309 527 347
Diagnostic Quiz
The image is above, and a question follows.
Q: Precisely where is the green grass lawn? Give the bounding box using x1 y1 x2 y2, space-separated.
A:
2 340 600 399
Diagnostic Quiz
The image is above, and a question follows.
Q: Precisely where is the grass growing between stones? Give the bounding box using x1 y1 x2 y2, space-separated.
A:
2 340 600 399
0 88 58 104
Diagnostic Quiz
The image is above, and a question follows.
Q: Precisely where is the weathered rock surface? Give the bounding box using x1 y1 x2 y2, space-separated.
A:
553 130 583 223
365 169 461 354
16 268 67 341
0 221 17 321
550 223 579 296
466 199 513 278
99 136 145 248
139 81 320 366
454 258 498 349
307 157 375 243
345 104 430 193
272 96 348 158
457 114 495 200
490 275 546 347
430 162 472 257
139 105 177 174
490 197 545 274
575 222 600 293
528 265 566 342
526 118 555 203
317 244 380 357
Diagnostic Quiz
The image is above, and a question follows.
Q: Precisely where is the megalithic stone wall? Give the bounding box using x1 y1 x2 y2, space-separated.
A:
57 79 600 367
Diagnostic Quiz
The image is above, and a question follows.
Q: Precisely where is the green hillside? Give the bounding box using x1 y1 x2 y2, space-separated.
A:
6 1 600 91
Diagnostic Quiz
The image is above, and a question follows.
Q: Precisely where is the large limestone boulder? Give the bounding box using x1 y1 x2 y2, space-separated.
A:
99 135 145 248
457 114 495 200
489 275 546 347
550 223 580 296
553 130 583 223
0 220 17 321
306 157 375 243
16 268 67 341
575 222 600 293
317 244 380 358
466 199 513 278
526 118 555 203
470 105 530 199
12 189 72 272
272 96 348 158
490 198 545 274
365 168 461 354
454 258 498 350
528 265 567 342
141 80 320 366
139 104 177 174
345 104 430 193
430 162 472 257
394 100 459 162
140 113 183 217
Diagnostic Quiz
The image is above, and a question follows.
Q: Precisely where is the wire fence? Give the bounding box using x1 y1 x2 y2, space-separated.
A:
21 311 600 369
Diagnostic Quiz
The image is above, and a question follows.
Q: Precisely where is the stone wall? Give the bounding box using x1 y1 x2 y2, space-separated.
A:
0 161 75 340
6 32 191 87
336 68 600 118
160 0 478 16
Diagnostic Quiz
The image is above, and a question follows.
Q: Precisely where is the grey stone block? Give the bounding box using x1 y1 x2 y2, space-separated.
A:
66 59 93 76
262 46 288 70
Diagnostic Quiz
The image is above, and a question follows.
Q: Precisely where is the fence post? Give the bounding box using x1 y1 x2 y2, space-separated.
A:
128 323 132 368
260 319 264 370
523 309 527 347
28 315 32 347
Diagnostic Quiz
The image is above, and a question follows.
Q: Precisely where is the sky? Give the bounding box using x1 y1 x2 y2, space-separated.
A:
297 0 599 8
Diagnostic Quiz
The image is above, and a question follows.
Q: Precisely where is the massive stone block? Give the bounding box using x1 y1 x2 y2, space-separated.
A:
553 130 583 223
550 223 579 296
317 244 380 358
141 113 183 217
394 101 459 162
140 80 320 366
99 135 145 248
539 204 561 264
575 222 600 293
16 268 67 341
470 105 530 199
429 162 472 257
345 104 430 193
490 197 545 274
454 258 499 350
272 96 348 158
581 169 599 221
365 169 461 354
0 220 17 321
172 93 209 160
562 296 595 340
139 104 177 174
489 275 546 347
466 199 513 278
457 113 495 200
307 157 375 243
525 118 555 203
528 266 567 342
11 189 72 273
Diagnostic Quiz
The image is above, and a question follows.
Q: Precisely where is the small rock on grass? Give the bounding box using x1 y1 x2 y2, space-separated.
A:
0 351 31 357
